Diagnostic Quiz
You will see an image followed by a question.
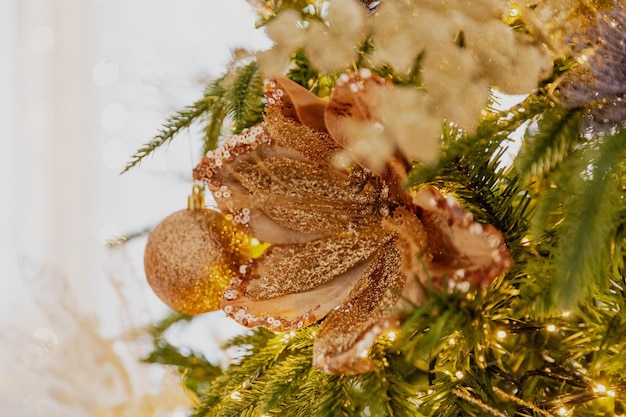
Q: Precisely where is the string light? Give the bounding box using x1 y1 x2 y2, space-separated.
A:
230 391 242 400
386 331 396 341
546 324 557 332
593 383 607 394
496 330 507 340
280 331 297 342
454 371 464 379
558 406 569 416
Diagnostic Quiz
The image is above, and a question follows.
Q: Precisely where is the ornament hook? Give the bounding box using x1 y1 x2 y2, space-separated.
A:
188 184 205 210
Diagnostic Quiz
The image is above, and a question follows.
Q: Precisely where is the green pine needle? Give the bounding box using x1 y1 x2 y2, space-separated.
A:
202 76 227 155
514 105 582 179
121 95 213 174
550 129 626 311
224 61 264 134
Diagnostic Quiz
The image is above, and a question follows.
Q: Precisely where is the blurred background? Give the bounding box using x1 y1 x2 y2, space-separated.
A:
0 0 269 415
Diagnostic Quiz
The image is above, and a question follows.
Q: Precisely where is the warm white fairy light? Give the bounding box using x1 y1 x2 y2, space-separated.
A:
280 331 297 342
359 349 369 358
558 406 569 416
230 391 242 400
546 324 557 332
455 371 464 379
607 389 616 397
386 331 396 342
496 330 507 340
594 383 607 394
561 311 571 318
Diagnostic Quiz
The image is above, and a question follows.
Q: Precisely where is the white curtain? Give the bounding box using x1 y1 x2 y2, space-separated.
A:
0 1 268 415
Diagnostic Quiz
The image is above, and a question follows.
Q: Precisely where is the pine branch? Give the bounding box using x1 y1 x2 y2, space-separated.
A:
122 62 265 175
202 76 227 155
121 95 214 174
514 106 583 179
105 226 152 247
406 93 553 188
550 129 626 311
224 61 265 134
144 312 222 396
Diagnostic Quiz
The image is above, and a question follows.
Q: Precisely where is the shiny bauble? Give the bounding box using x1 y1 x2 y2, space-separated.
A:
144 207 251 314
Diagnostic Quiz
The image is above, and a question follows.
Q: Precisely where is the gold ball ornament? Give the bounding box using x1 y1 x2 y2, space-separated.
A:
144 185 252 314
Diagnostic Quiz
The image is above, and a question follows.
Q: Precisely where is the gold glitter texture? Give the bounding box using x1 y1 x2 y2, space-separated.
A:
193 73 512 375
144 205 252 315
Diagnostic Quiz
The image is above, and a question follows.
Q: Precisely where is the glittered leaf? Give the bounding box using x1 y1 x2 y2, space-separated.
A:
313 241 405 375
412 186 512 290
248 229 392 299
193 73 513 376
221 254 376 331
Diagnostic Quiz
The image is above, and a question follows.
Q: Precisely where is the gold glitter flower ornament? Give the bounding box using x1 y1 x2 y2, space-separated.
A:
193 71 512 375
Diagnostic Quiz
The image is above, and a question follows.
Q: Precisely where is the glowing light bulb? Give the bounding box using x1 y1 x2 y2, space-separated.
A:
455 371 464 379
546 324 556 332
608 390 616 397
594 383 607 393
558 407 569 416
386 331 396 341
230 391 242 400
496 330 507 340
561 311 571 318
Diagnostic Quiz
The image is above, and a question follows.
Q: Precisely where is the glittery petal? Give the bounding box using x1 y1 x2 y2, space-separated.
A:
195 133 384 242
325 70 389 147
267 76 329 133
220 254 376 331
264 78 343 166
313 241 405 375
324 69 392 172
195 139 325 244
232 156 382 235
412 186 512 290
248 229 392 299
381 207 430 307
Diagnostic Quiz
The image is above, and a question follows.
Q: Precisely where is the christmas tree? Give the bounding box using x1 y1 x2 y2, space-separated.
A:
122 1 626 416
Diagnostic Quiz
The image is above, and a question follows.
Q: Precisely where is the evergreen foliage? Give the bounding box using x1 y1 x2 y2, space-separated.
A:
124 1 626 416
122 60 264 174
